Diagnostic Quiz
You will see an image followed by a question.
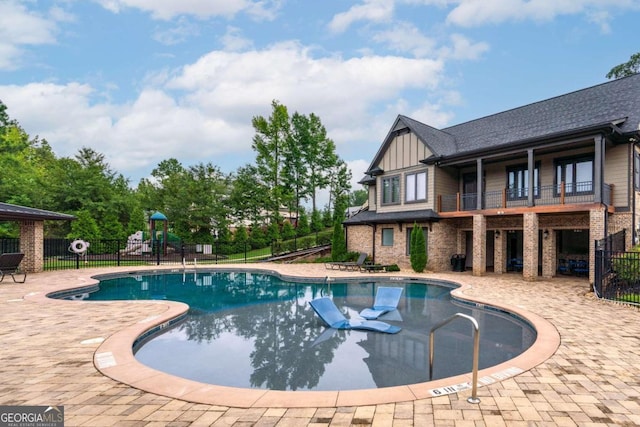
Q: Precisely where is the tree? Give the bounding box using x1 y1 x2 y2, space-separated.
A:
252 100 291 222
606 52 640 79
228 165 269 227
302 113 340 213
349 189 368 207
310 209 323 233
331 221 347 261
329 161 352 223
249 225 267 249
281 221 296 240
410 223 427 272
137 159 229 242
69 210 101 240
233 225 249 253
322 206 333 228
296 211 310 237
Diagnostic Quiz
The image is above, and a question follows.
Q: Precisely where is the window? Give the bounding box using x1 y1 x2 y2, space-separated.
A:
382 175 400 205
506 163 540 200
406 227 428 255
382 228 394 246
405 171 427 203
555 156 593 195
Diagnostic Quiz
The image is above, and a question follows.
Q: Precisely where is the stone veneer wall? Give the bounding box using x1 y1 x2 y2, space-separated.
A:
19 220 44 273
345 225 374 257
608 211 634 249
429 221 459 272
345 208 635 276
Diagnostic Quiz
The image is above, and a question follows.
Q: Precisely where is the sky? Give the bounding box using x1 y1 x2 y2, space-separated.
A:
1 0 639 208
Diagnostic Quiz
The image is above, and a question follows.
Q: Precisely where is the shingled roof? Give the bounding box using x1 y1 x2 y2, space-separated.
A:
0 203 75 221
366 73 640 173
442 73 640 156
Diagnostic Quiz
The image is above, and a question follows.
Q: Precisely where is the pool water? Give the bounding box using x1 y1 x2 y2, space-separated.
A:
78 270 536 391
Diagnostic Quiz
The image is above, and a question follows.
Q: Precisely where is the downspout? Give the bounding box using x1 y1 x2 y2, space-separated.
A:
633 138 640 246
372 223 377 264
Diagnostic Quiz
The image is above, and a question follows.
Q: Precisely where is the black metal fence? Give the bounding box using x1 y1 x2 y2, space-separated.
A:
595 230 626 252
594 234 640 307
1 233 332 271
40 238 277 270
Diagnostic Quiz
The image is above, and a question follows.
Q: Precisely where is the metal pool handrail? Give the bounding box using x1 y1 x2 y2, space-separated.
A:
429 312 481 404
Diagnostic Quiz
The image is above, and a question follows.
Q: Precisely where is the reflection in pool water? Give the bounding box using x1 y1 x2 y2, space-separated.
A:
77 270 536 391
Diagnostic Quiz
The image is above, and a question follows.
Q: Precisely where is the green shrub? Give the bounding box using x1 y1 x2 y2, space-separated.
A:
613 246 640 282
410 223 427 272
331 222 347 261
385 264 400 272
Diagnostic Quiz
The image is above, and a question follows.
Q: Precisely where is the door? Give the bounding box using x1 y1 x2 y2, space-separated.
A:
463 173 477 210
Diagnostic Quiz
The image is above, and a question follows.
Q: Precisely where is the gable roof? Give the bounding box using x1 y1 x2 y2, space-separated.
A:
0 203 75 221
364 73 640 175
365 115 456 175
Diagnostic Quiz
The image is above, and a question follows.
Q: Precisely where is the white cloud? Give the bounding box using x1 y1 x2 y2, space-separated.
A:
328 0 395 33
439 34 489 60
166 41 445 143
0 1 59 70
445 0 640 28
372 22 437 58
221 26 254 52
94 0 281 21
1 42 448 183
347 159 371 188
153 16 201 45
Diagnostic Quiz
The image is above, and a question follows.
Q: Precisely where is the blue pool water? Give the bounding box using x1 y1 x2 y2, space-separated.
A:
66 270 536 391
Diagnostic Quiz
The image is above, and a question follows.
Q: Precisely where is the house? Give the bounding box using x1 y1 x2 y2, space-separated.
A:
344 74 640 283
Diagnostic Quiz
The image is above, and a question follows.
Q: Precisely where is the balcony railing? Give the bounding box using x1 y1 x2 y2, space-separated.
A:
438 181 612 213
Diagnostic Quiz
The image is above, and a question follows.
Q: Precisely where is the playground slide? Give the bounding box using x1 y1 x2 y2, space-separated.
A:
119 243 143 255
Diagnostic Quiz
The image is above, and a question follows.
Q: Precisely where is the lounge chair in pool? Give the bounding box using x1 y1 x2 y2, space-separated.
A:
324 252 368 271
309 297 401 334
0 252 27 283
359 286 403 320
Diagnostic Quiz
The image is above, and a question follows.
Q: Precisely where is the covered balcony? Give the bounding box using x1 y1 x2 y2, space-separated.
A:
437 181 613 214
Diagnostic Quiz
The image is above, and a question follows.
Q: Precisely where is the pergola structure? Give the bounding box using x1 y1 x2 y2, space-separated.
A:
0 202 75 273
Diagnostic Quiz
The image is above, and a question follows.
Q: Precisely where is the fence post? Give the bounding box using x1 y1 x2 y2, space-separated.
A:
156 240 161 265
215 240 219 265
117 239 121 266
244 241 248 263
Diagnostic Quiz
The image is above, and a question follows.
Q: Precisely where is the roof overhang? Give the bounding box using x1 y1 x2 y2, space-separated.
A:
0 203 76 221
343 209 440 225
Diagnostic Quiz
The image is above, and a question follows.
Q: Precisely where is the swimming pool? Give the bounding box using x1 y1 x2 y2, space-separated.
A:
64 270 537 392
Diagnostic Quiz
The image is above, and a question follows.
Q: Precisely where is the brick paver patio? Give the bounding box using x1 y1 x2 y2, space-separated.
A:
1 264 639 426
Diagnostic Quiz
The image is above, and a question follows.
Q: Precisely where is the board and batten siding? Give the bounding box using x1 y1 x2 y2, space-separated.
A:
434 167 458 209
374 131 435 213
604 143 630 208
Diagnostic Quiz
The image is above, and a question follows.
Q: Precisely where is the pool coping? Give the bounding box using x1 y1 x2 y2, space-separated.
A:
25 266 561 408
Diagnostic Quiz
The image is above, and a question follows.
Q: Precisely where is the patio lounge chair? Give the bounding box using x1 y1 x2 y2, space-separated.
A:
309 297 401 334
360 263 391 272
0 252 27 283
324 252 368 271
359 286 403 320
